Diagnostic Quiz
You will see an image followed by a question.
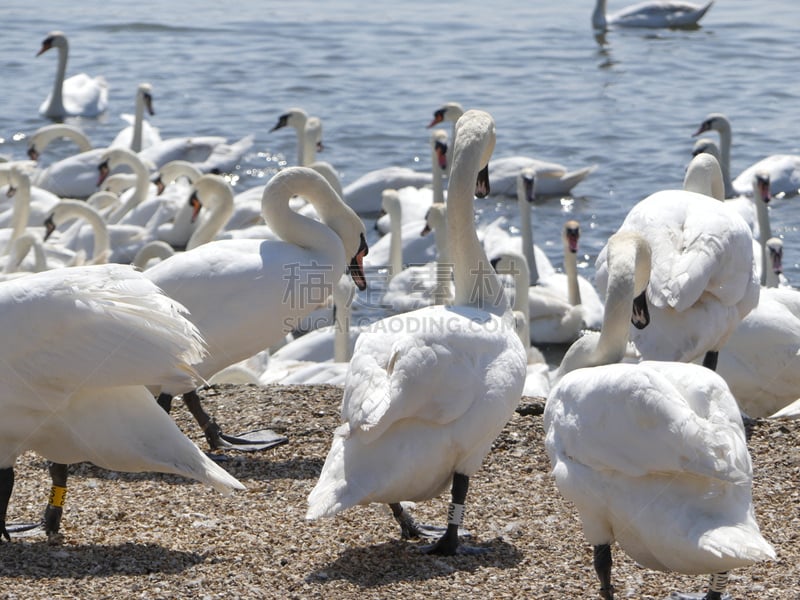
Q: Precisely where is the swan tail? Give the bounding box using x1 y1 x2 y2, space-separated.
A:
306 430 352 519
699 523 776 565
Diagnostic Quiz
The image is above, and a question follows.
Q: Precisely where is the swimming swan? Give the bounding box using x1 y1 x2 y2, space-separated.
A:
306 109 526 556
592 0 714 31
36 31 109 119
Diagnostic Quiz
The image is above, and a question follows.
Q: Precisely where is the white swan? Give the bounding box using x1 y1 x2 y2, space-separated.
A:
145 166 369 451
0 263 244 540
137 133 255 174
0 166 60 240
694 112 800 197
97 147 159 226
269 107 324 166
306 109 526 555
592 0 714 31
110 82 160 152
36 31 109 119
428 102 597 197
596 183 759 369
27 123 92 160
544 230 774 600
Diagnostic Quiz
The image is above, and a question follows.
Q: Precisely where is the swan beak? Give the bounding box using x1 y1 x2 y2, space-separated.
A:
564 223 580 253
144 92 155 116
6 186 17 199
97 160 110 187
270 114 290 133
631 290 650 330
153 174 165 195
428 108 446 128
756 174 772 204
475 165 490 198
316 141 325 152
43 215 56 241
421 223 432 236
27 145 39 161
770 245 783 275
348 233 369 291
523 173 535 203
36 38 53 57
692 120 712 137
189 193 203 223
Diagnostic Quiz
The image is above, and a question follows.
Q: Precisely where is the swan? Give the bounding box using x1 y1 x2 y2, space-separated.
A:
96 147 160 226
110 82 160 152
693 112 800 197
490 251 552 398
544 230 774 600
376 190 452 314
0 166 60 239
0 263 244 541
269 107 324 166
428 102 597 197
596 183 759 369
137 132 255 174
306 109 526 556
36 31 109 119
592 0 714 31
145 166 369 451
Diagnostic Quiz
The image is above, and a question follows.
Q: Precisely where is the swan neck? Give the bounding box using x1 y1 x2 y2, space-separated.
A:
564 248 581 306
47 43 68 117
592 0 607 30
388 205 403 279
333 277 353 363
106 152 152 224
3 184 31 255
59 202 111 262
186 183 235 250
132 93 145 152
518 198 539 284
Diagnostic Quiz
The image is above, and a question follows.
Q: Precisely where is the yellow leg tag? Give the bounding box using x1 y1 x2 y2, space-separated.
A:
48 485 67 508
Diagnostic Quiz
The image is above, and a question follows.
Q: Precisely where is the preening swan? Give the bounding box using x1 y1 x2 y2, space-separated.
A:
694 112 800 197
545 231 774 600
592 0 714 31
428 102 596 197
146 166 369 451
595 183 759 369
306 109 526 556
0 264 244 540
36 31 109 119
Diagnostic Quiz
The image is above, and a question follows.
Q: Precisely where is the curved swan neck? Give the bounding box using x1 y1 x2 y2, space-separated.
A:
562 222 582 306
45 34 68 118
51 200 111 263
5 233 47 273
261 167 347 270
185 176 235 250
105 149 152 224
3 170 31 255
131 84 153 153
31 124 93 155
448 111 506 313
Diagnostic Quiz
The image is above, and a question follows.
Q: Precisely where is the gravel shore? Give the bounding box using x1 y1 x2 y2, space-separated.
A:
2 384 797 599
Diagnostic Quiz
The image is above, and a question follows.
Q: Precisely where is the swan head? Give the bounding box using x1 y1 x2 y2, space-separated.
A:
36 31 67 57
453 110 496 198
517 167 536 204
683 152 724 200
427 102 464 127
563 220 580 254
691 137 721 161
606 231 652 330
270 107 308 132
430 129 448 170
754 172 772 205
137 82 155 116
693 113 729 137
766 237 783 275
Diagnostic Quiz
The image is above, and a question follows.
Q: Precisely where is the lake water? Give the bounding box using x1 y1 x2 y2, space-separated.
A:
2 0 799 283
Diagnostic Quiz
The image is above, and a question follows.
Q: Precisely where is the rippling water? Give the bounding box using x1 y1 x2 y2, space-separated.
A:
2 0 799 279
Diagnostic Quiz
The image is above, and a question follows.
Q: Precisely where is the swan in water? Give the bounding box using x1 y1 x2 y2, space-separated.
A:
693 112 800 197
36 31 109 119
427 102 597 197
146 166 369 452
545 230 774 600
110 82 160 152
306 109 526 556
596 180 759 370
269 107 325 166
592 0 714 31
0 263 244 541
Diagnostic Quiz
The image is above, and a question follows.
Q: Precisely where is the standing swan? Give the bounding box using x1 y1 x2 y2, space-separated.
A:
0 264 244 541
146 166 369 451
36 31 109 119
545 231 775 600
306 110 526 555
592 0 714 31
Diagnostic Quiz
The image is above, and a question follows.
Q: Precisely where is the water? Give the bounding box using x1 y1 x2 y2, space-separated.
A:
2 0 799 281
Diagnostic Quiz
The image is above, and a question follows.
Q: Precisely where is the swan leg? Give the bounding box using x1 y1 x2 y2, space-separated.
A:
156 392 174 412
418 472 485 556
42 462 68 542
668 573 731 600
593 543 615 599
702 350 719 371
182 390 288 452
0 467 13 541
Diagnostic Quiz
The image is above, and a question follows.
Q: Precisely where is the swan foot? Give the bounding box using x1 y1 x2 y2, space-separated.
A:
208 426 289 452
389 502 470 540
668 593 731 600
416 524 486 556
